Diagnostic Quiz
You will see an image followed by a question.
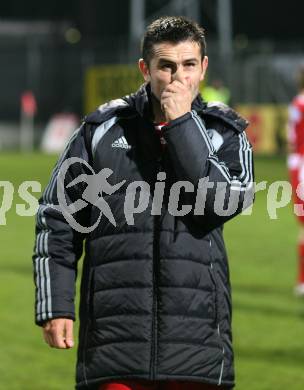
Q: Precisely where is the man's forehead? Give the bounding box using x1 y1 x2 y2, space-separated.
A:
152 40 201 61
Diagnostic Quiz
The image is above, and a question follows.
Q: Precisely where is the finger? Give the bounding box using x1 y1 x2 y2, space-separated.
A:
51 321 67 349
161 91 175 99
165 82 183 93
161 96 174 109
176 77 192 92
175 78 188 87
173 79 191 91
161 101 167 112
161 99 169 112
64 320 74 348
42 321 53 346
42 328 52 347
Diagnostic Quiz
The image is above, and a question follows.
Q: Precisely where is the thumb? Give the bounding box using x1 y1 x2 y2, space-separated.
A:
64 319 74 348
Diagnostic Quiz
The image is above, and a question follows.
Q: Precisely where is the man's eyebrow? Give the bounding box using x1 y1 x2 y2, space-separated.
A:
183 58 199 63
158 58 175 64
158 58 199 63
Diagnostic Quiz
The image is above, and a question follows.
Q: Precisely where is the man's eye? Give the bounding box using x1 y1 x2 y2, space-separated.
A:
161 64 172 69
185 63 195 67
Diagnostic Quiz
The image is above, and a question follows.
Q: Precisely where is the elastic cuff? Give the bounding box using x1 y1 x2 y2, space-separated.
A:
162 111 192 132
35 312 75 327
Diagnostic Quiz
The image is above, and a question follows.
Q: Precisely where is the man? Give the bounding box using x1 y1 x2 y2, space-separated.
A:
287 66 304 296
33 16 254 390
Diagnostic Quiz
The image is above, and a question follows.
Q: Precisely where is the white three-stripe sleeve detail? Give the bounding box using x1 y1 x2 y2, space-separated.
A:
92 116 119 155
35 258 41 322
39 258 46 320
34 126 83 322
236 132 253 186
191 109 253 191
35 211 52 321
190 110 215 153
45 258 52 317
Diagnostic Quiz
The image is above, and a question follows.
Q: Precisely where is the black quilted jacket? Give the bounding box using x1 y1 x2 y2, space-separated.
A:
33 83 254 389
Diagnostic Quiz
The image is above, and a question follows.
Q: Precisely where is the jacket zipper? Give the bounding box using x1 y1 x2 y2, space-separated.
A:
209 238 225 385
82 267 95 386
208 261 218 327
150 157 162 380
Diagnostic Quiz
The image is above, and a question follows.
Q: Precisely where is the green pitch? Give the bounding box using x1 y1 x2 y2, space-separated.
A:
0 153 303 390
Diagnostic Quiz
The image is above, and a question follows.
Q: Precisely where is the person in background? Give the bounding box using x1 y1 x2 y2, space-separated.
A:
287 66 304 296
200 79 231 105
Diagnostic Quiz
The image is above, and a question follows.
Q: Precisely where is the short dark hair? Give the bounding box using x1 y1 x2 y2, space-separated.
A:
141 16 207 65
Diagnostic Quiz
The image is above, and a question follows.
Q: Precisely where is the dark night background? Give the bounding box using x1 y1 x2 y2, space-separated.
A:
0 0 302 41
0 0 302 122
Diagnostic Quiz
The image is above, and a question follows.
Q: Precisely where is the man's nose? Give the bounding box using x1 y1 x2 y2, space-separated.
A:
171 66 188 84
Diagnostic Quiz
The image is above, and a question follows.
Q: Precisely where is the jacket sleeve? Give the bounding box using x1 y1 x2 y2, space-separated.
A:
162 109 255 232
33 123 92 326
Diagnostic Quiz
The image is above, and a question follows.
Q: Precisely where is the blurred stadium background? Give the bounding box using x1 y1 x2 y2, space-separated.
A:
1 1 304 389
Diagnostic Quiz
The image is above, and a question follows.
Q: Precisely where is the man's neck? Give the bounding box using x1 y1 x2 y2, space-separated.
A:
150 93 166 123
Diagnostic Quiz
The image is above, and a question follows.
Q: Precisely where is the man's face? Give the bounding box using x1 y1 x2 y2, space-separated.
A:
139 40 208 102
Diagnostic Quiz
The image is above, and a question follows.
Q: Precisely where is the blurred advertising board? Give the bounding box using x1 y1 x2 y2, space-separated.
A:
85 65 143 114
41 113 79 153
236 104 288 154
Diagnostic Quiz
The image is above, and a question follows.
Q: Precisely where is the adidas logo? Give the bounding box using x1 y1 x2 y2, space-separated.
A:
111 136 131 150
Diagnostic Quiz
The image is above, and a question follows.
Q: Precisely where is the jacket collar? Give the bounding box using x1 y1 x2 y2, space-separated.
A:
85 82 248 133
122 82 207 121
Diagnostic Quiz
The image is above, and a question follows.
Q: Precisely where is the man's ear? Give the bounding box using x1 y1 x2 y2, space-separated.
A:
200 56 209 82
138 59 150 82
